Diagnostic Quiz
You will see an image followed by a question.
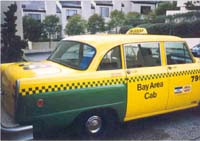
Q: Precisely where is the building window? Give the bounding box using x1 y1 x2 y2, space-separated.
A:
28 13 41 22
141 6 151 15
66 9 77 19
100 7 109 17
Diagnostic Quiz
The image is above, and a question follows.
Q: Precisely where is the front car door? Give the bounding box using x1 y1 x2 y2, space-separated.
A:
124 42 169 121
164 42 200 109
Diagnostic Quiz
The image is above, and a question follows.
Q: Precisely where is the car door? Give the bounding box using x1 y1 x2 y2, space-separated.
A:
165 42 200 109
124 42 169 121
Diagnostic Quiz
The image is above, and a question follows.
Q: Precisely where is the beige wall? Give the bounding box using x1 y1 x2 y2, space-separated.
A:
27 41 59 52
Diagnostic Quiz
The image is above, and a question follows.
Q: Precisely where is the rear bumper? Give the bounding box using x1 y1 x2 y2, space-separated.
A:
1 124 33 133
1 92 33 140
1 125 33 140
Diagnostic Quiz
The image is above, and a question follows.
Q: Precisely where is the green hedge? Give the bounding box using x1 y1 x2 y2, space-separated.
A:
138 20 200 37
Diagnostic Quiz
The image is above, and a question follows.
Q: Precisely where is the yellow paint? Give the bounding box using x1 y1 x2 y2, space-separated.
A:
160 42 167 66
120 44 125 69
1 34 199 122
125 66 169 119
126 27 148 35
124 103 198 121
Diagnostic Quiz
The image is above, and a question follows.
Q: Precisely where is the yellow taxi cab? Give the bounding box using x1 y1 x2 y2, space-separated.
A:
1 28 200 139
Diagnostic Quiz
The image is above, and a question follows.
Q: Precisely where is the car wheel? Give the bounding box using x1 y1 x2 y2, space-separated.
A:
76 110 117 139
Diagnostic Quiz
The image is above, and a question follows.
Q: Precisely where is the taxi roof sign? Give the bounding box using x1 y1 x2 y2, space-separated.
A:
126 27 148 35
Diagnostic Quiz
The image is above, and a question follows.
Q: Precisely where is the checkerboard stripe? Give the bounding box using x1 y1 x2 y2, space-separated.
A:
19 69 200 96
20 77 127 96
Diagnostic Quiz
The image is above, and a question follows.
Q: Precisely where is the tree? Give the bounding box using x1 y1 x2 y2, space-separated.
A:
155 2 178 16
65 15 87 35
88 14 105 34
125 12 142 27
43 15 61 47
108 10 125 33
1 3 27 63
23 16 43 42
185 1 200 10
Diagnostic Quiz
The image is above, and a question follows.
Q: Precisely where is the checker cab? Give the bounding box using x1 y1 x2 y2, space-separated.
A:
1 33 200 139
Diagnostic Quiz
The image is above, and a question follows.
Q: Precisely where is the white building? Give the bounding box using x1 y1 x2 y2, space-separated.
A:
20 0 161 36
166 0 200 16
21 1 61 22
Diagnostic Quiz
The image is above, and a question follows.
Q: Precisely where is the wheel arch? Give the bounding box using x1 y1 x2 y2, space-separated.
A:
73 107 121 125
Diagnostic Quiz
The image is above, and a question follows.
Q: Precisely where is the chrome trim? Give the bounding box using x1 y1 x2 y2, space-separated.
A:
15 80 20 115
16 80 20 93
1 86 33 133
86 116 102 134
1 124 33 133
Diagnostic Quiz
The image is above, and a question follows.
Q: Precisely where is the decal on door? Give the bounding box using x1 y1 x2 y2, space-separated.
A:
137 82 163 91
174 85 192 94
137 81 164 100
183 85 192 93
174 87 183 94
191 75 200 82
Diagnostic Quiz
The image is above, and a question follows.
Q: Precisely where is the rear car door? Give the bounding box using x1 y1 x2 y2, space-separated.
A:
165 42 200 109
124 42 169 121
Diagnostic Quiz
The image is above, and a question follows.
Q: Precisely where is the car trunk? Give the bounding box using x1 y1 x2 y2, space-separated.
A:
1 70 17 118
1 61 76 119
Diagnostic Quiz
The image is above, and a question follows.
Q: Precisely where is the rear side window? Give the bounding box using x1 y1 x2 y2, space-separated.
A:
98 46 122 70
165 42 193 65
124 42 161 68
49 41 96 70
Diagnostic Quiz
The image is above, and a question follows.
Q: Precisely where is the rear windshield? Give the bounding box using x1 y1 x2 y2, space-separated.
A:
48 41 96 70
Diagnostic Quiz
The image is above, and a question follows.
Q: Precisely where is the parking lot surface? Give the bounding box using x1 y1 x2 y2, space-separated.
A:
37 107 200 140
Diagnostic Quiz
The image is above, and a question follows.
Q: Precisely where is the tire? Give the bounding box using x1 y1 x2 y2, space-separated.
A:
76 110 118 139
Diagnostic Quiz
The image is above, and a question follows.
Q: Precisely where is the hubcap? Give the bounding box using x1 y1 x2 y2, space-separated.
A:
86 116 102 134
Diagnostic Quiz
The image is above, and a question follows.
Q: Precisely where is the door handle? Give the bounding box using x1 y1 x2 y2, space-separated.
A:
126 70 137 74
168 66 176 70
126 70 131 74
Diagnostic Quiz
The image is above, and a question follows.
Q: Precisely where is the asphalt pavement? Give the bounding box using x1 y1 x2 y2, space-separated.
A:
45 107 200 140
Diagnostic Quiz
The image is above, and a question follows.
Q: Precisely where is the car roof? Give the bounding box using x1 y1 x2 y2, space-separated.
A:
194 43 200 47
63 34 184 51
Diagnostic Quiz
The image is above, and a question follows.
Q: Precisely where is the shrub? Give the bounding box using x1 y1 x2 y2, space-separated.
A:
23 16 43 42
88 14 105 34
138 20 200 37
65 15 87 35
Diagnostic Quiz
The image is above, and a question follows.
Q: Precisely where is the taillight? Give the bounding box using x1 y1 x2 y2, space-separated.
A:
37 99 44 108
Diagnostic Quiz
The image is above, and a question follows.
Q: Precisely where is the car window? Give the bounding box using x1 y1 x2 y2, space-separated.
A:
124 42 161 68
194 44 200 48
49 41 96 70
98 46 122 70
165 42 193 65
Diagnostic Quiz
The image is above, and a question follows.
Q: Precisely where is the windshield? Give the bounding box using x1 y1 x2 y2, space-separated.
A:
48 41 96 70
